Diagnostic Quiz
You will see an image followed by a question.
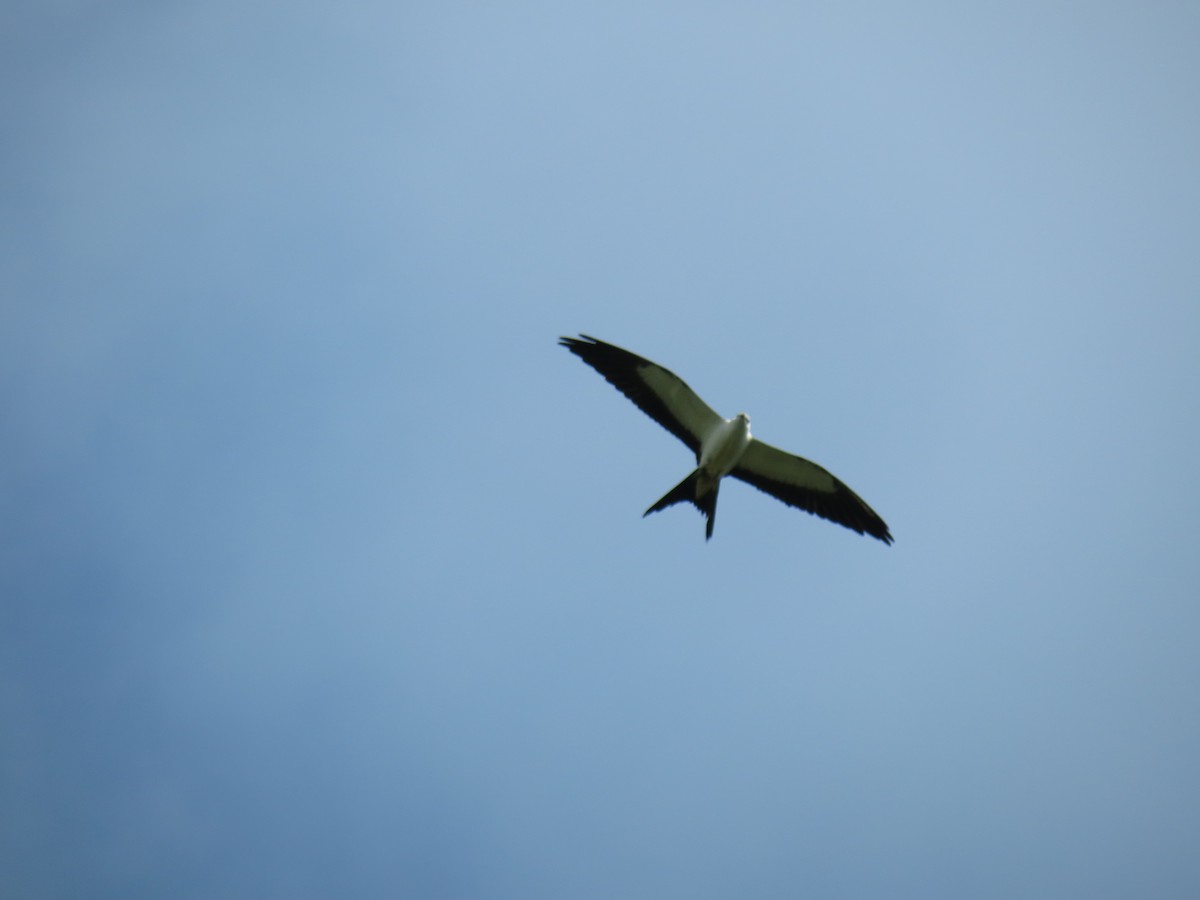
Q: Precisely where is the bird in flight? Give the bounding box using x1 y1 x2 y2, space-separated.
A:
560 335 892 544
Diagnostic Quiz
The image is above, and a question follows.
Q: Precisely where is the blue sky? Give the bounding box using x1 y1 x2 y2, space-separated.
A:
3 2 1199 897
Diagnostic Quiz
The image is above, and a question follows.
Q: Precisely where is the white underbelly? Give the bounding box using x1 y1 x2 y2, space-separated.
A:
699 417 751 477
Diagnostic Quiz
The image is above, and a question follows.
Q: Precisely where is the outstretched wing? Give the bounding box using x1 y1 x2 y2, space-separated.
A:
732 439 893 544
559 335 722 458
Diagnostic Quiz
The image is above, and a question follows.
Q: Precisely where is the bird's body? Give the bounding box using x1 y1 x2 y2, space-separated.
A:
559 334 892 544
642 412 750 539
698 413 752 477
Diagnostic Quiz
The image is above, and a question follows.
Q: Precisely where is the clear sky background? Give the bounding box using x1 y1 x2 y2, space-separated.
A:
4 2 1199 898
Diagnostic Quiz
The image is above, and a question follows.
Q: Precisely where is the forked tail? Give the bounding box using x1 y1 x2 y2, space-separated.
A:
643 469 720 540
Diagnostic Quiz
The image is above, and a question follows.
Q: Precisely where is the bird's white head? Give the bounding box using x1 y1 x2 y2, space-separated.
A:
735 412 751 438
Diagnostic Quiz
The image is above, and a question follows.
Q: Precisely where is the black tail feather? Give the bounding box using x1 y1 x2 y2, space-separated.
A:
703 482 718 540
644 470 720 541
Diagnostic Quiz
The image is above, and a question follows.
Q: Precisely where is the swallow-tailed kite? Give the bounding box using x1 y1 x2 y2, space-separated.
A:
560 335 892 543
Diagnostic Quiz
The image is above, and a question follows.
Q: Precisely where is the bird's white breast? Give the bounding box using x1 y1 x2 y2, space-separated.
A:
699 415 752 477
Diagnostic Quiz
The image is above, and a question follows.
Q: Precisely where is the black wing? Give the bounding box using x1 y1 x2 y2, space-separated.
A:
559 335 721 458
732 439 893 544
